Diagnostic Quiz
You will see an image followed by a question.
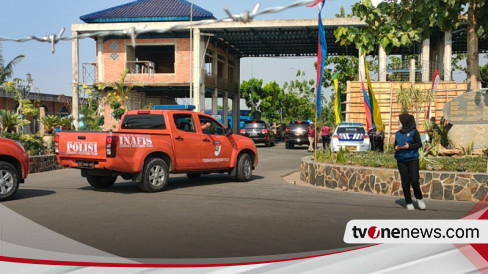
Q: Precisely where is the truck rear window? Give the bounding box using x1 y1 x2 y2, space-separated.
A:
121 115 166 129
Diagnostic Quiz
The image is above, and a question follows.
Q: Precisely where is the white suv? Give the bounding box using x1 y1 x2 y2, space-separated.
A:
331 123 370 152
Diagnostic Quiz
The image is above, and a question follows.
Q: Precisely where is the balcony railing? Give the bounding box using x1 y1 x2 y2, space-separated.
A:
126 61 155 74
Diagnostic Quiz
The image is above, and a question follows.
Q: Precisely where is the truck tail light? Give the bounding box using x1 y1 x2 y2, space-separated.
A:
333 134 340 138
54 134 59 155
261 128 268 134
240 129 246 134
285 128 290 132
106 135 119 158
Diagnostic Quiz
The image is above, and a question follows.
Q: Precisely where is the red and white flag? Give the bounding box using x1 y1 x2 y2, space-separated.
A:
427 68 440 119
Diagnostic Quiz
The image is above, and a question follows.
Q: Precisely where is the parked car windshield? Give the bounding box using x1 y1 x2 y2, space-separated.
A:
337 127 365 134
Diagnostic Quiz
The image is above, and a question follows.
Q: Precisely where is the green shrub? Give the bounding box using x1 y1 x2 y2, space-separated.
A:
41 115 61 134
0 131 45 155
20 133 45 155
315 150 487 173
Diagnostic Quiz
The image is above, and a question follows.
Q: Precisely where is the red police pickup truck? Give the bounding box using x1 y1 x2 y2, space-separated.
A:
0 137 29 201
55 106 258 192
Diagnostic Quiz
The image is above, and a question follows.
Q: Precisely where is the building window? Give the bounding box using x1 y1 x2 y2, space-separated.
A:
126 45 175 74
204 54 213 76
60 106 69 117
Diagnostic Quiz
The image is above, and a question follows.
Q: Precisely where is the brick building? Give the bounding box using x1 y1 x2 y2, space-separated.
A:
0 88 71 133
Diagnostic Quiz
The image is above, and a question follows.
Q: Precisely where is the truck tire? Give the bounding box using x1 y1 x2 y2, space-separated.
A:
187 173 201 179
138 158 168 192
235 153 252 182
0 161 19 201
86 175 117 189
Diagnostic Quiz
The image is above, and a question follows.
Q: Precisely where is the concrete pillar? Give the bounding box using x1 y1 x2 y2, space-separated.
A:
223 91 229 127
410 59 416 84
437 37 445 74
97 37 104 83
358 48 366 82
212 89 218 115
192 28 204 112
232 93 240 132
421 38 430 82
444 30 452 81
232 58 241 132
378 45 387 81
72 31 79 130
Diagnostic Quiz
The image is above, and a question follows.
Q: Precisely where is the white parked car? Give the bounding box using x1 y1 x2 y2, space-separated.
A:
331 123 370 152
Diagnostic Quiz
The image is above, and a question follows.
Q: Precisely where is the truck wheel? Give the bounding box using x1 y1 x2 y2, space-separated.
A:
139 158 168 192
86 175 117 189
0 161 19 201
187 173 201 179
235 153 252 182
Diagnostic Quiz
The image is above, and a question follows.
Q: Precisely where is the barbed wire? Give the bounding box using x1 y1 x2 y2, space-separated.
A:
0 0 317 54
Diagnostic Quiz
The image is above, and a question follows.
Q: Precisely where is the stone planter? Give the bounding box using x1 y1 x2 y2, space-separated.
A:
300 156 488 202
29 155 62 174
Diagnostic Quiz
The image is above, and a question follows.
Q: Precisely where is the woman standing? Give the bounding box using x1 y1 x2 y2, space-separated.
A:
394 113 426 210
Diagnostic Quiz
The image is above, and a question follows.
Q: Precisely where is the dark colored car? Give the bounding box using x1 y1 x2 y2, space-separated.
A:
284 121 310 149
240 120 276 147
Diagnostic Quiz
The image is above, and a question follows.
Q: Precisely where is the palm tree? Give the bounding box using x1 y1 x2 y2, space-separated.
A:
0 42 25 84
0 110 21 133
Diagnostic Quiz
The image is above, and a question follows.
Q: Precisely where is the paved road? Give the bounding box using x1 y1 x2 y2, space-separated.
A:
3 142 476 261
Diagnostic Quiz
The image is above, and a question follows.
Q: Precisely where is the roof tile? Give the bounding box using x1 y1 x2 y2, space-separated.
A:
80 0 214 23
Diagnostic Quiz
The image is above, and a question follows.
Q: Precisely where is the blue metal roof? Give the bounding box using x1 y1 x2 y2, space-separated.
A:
80 0 214 23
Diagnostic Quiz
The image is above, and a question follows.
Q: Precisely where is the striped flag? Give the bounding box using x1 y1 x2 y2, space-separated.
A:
332 73 342 124
360 71 373 131
427 68 440 119
309 0 327 118
363 51 384 131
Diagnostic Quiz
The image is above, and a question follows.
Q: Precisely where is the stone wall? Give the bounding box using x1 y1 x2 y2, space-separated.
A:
300 156 488 202
29 155 63 174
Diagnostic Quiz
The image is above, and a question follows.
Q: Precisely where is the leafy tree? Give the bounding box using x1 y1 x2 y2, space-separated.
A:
0 42 24 84
480 55 488 87
3 74 38 132
97 68 138 121
334 0 488 92
261 81 283 122
283 70 316 122
240 78 264 119
79 87 104 131
281 92 314 122
321 56 358 125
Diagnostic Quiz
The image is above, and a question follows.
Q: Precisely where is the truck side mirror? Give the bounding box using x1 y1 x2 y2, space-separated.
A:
225 127 233 136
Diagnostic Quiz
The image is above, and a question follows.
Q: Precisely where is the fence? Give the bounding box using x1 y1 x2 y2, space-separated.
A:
344 81 467 147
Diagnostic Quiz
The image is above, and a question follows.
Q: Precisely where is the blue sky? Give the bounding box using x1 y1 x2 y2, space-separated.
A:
0 0 357 97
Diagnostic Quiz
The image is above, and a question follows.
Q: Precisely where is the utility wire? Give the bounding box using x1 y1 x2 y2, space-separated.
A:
0 0 317 54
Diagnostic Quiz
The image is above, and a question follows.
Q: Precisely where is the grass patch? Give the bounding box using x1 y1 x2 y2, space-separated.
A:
314 150 487 173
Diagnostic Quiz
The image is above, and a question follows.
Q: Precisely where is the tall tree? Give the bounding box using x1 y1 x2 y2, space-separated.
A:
0 42 24 84
240 78 265 119
334 0 488 92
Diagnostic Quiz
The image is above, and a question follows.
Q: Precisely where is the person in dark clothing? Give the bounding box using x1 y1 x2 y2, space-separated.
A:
375 129 385 152
394 113 426 210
